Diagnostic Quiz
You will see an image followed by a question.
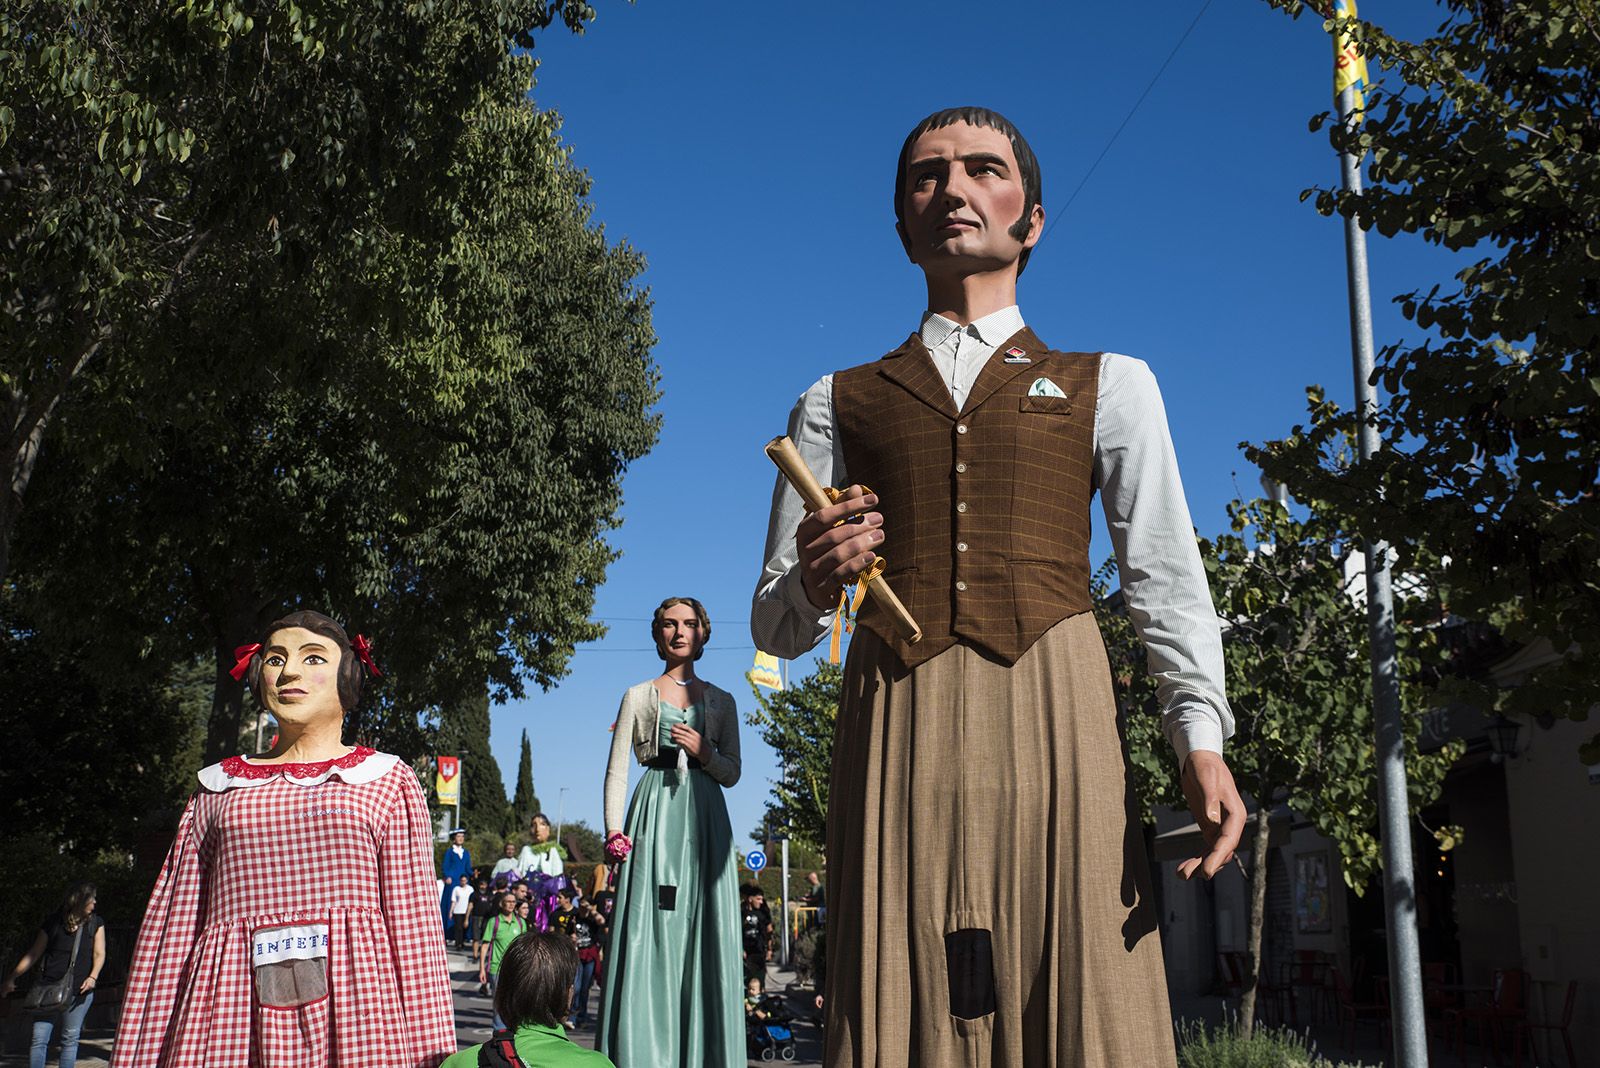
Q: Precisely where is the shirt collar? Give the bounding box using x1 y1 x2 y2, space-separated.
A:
918 305 1025 350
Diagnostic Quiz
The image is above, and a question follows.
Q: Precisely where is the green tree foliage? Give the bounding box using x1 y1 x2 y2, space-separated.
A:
745 664 842 854
5 1 660 760
0 618 209 952
557 818 605 899
1097 499 1461 1034
558 819 603 866
1251 1 1600 760
512 729 541 827
0 0 601 583
432 689 511 840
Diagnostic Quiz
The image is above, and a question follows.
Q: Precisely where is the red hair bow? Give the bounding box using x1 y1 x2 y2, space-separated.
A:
352 633 383 677
229 643 262 682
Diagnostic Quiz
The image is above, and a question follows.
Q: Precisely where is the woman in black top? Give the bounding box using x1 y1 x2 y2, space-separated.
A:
2 881 107 1068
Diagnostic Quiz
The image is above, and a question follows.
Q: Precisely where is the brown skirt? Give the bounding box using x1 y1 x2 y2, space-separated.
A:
823 612 1177 1068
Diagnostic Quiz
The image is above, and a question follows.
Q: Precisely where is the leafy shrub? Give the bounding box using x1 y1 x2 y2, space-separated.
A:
1174 1018 1379 1068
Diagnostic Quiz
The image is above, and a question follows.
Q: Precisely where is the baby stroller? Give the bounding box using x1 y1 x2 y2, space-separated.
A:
745 993 797 1061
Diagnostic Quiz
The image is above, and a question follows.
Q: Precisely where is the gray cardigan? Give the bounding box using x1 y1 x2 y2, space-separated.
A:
603 679 741 833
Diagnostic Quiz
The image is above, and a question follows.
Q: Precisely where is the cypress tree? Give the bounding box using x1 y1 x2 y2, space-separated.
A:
435 689 511 838
511 729 540 827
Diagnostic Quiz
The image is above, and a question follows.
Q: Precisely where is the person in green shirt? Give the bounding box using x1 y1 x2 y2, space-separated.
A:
445 931 615 1068
477 891 526 1029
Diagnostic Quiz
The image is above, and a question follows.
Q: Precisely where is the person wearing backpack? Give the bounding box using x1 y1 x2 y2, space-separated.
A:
443 932 614 1068
477 891 527 1029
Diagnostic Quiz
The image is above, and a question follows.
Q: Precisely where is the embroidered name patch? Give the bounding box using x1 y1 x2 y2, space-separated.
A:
253 924 330 965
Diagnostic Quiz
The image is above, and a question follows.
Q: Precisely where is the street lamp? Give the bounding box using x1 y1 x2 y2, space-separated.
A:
554 787 568 852
1486 714 1523 762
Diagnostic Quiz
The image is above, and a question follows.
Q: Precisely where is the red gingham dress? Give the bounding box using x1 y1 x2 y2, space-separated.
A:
110 749 456 1068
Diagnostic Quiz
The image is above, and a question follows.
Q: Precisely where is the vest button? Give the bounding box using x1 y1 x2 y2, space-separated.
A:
955 580 968 591
955 462 967 473
956 423 968 435
957 542 968 553
956 501 968 513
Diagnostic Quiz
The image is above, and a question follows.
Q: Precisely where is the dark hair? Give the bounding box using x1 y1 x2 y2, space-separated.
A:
557 887 574 901
495 931 578 1029
61 882 97 931
893 106 1044 274
243 610 368 711
651 597 712 661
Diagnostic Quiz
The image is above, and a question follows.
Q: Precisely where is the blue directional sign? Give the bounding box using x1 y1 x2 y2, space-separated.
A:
745 849 767 873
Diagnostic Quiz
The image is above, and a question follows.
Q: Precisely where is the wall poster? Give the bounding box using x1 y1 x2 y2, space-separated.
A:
1295 851 1333 934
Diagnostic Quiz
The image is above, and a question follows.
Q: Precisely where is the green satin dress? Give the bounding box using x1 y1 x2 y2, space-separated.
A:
597 700 743 1067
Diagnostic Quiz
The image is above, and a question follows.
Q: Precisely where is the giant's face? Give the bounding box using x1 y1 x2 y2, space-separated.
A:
260 626 344 727
898 121 1041 277
656 602 705 662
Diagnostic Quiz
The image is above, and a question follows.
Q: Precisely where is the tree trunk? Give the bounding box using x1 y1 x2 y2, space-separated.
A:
205 643 248 764
1237 797 1275 1039
1 341 102 584
204 597 272 762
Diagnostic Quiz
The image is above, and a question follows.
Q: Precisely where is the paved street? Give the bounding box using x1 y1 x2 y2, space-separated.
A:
1 945 824 1067
4 952 1399 1067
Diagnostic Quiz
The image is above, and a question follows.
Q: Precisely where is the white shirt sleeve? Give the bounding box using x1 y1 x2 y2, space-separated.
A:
1094 353 1235 769
750 375 845 658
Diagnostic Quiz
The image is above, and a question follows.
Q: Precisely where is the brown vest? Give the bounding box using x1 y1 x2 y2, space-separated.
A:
833 328 1100 669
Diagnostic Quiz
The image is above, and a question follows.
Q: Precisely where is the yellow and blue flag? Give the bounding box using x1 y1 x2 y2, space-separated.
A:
1331 0 1370 112
750 651 784 691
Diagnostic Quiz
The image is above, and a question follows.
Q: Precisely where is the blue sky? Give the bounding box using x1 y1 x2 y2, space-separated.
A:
482 1 1457 848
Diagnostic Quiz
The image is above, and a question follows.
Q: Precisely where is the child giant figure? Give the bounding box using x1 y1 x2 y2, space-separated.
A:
753 107 1247 1066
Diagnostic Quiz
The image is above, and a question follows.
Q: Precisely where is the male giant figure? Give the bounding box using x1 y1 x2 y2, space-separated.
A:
753 107 1247 1066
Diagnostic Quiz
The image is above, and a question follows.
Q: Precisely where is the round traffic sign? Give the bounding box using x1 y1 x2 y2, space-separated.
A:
746 849 767 873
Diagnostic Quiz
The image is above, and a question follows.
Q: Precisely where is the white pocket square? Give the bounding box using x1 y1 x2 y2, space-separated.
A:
1027 377 1067 398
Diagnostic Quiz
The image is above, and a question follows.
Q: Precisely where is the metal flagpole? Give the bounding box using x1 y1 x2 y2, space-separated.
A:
455 748 466 835
1334 36 1429 1065
780 658 792 966
781 837 791 966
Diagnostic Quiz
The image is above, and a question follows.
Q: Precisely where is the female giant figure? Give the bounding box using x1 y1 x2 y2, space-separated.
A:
111 611 455 1068
596 597 743 1066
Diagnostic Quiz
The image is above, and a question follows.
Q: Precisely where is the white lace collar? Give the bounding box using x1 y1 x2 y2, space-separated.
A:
197 747 400 791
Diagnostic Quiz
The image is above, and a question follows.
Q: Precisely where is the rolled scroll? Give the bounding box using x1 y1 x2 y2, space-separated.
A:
764 435 922 645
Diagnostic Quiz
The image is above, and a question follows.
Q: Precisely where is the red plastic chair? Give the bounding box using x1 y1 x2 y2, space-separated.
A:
1513 979 1577 1068
1422 961 1461 1040
1448 968 1527 1066
1333 965 1390 1052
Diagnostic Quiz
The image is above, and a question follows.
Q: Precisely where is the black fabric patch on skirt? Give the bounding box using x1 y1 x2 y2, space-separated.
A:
658 884 677 911
944 928 996 1019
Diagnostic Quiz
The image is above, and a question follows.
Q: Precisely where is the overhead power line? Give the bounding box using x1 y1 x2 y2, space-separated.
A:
1041 0 1215 241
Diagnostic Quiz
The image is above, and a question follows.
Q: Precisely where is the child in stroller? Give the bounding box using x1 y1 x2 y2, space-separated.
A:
744 976 797 1061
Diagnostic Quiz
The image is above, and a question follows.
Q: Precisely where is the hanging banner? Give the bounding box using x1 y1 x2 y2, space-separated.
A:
436 755 461 806
1331 0 1370 111
750 651 784 691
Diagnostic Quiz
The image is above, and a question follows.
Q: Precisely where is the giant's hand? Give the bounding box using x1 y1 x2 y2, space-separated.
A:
669 723 710 762
1177 750 1246 881
795 485 884 611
